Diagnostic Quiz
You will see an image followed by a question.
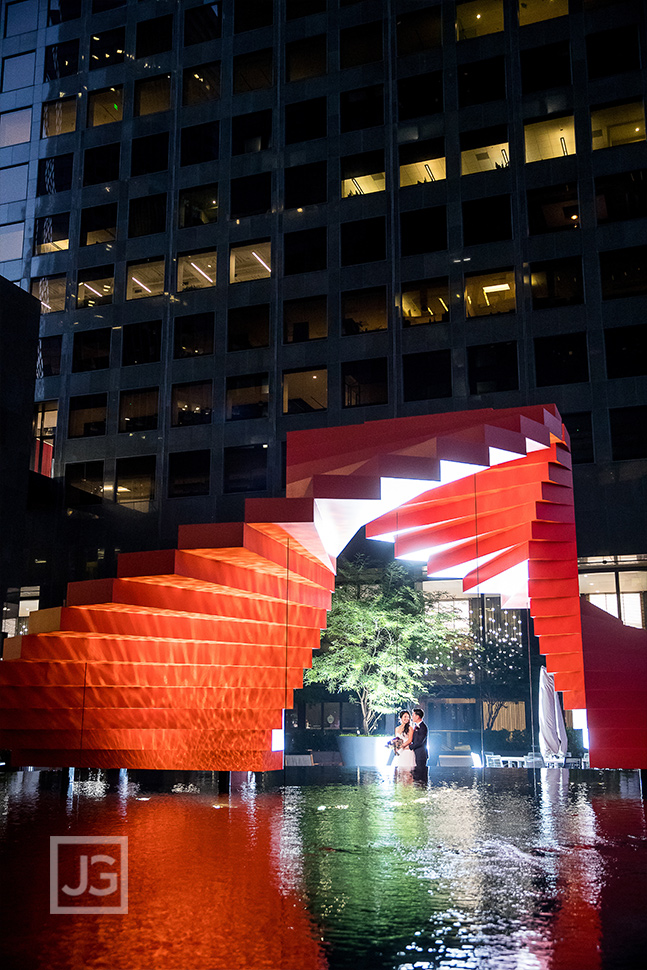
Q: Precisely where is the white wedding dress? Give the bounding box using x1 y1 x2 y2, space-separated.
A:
394 727 416 768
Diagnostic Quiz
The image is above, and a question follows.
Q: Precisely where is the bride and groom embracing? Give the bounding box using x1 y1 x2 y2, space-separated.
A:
393 708 428 778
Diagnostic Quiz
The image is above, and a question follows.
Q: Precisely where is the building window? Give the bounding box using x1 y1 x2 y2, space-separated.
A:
284 227 327 275
0 163 28 204
2 50 35 91
36 155 73 196
460 125 509 175
340 85 383 132
34 213 69 254
465 268 515 317
119 387 159 433
283 295 327 343
168 450 210 498
232 109 272 155
586 26 640 81
1 107 31 146
285 97 326 143
609 406 647 461
41 97 76 136
92 0 124 11
534 332 589 386
32 400 58 476
463 196 511 246
122 320 161 366
596 170 647 223
44 40 78 81
600 246 647 300
230 240 271 282
234 0 272 33
397 72 443 121
561 412 593 464
340 21 382 69
174 312 214 358
401 207 447 256
456 0 503 40
80 203 117 246
77 266 114 307
184 3 220 43
131 132 169 176
5 0 38 35
519 0 568 26
591 101 646 151
527 182 579 233
341 217 385 265
341 287 387 336
136 15 173 59
285 161 327 209
403 349 452 401
399 139 446 187
171 381 212 426
397 7 442 56
233 49 273 93
87 87 123 127
223 444 267 494
181 121 219 166
521 41 571 94
530 257 583 310
31 274 66 313
286 0 325 17
84 143 120 185
228 304 270 351
524 115 576 162
458 57 505 107
134 75 171 117
0 222 23 260
341 151 385 198
38 335 62 377
467 341 519 394
89 28 125 70
115 455 156 511
48 1 81 26
65 461 104 507
286 35 326 82
126 258 165 301
179 184 218 228
129 195 166 237
68 393 107 438
183 61 220 105
226 373 269 420
72 327 111 372
342 358 388 408
605 325 647 379
177 249 217 291
230 172 271 219
401 278 449 326
283 367 327 414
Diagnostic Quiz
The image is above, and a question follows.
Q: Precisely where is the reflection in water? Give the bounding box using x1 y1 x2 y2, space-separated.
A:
0 768 645 970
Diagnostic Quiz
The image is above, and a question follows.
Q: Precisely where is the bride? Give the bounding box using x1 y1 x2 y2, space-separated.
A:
394 710 416 769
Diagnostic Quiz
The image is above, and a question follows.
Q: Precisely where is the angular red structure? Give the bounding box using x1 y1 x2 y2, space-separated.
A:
0 405 642 769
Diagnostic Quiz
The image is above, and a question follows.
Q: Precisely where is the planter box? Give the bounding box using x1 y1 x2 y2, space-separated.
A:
337 735 393 768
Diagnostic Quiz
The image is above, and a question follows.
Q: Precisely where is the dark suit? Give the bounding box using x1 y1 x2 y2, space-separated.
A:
411 720 428 768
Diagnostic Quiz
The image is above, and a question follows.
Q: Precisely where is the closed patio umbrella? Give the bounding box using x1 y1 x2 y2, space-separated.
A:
538 666 568 761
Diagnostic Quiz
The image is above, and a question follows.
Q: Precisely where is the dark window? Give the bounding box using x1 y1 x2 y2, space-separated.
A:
230 172 271 218
171 381 213 426
233 49 273 93
184 4 221 44
234 0 272 33
605 325 647 379
397 7 442 56
68 393 107 437
521 42 571 94
586 26 640 80
458 57 505 107
463 196 512 245
173 312 214 358
286 35 326 81
283 295 327 343
226 372 269 420
181 122 219 165
6 0 38 35
285 97 326 143
286 0 325 17
341 150 384 197
398 72 443 120
44 39 78 81
530 257 584 309
34 212 69 254
122 320 161 366
467 341 518 395
64 460 103 507
183 61 220 105
223 444 267 493
131 132 169 176
79 203 117 246
231 109 272 155
38 335 62 377
228 304 270 351
401 207 447 256
596 170 647 223
610 406 647 460
48 1 82 26
600 246 647 300
283 367 327 413
89 28 125 70
37 154 73 195
403 349 452 401
534 332 589 386
401 278 449 326
92 0 124 11
118 387 159 433
128 194 166 237
77 265 114 307
561 412 594 464
527 183 580 234
341 217 386 265
115 455 156 508
179 183 218 228
87 87 122 127
285 161 327 209
136 15 173 59
84 143 120 185
342 287 386 336
340 21 382 69
340 85 383 132
168 450 210 497
72 327 111 371
342 358 388 408
284 227 327 275
134 74 171 116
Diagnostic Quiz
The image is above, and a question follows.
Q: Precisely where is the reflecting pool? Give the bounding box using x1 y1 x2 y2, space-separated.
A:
1 767 645 970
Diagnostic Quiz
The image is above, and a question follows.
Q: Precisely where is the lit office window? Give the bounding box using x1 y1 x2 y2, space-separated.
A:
87 87 123 127
226 373 269 420
41 97 76 137
401 278 450 326
461 125 509 175
341 151 385 198
519 0 568 26
177 250 217 291
591 101 646 151
524 115 576 162
34 213 69 254
126 258 165 300
230 240 271 283
134 75 171 117
283 367 327 414
31 274 66 313
465 269 515 317
399 139 446 187
456 0 504 40
77 266 114 308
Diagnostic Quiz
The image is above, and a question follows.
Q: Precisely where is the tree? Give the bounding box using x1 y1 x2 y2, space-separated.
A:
467 626 530 730
304 557 470 734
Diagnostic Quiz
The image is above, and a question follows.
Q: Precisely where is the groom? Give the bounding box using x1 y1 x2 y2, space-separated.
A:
410 708 428 781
